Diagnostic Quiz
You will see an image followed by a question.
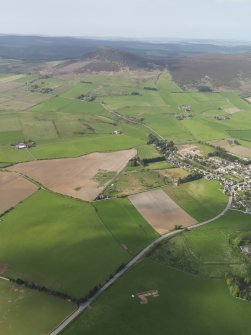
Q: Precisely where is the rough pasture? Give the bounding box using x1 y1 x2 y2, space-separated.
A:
0 172 37 214
8 149 136 201
129 189 197 234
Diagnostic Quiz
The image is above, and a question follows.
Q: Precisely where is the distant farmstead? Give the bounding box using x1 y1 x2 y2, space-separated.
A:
12 140 36 150
16 143 27 150
178 105 192 112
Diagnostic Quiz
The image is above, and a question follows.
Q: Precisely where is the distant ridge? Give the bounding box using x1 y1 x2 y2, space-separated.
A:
1 35 251 61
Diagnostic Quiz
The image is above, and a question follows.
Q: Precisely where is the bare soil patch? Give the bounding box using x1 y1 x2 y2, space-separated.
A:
224 107 241 114
8 149 136 201
137 290 159 304
129 189 197 235
0 172 38 214
212 140 251 158
177 144 202 157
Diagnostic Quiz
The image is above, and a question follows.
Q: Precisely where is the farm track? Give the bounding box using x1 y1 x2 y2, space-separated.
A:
49 192 233 335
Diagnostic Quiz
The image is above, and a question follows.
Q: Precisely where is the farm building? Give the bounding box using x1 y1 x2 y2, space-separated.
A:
15 143 27 149
112 130 123 135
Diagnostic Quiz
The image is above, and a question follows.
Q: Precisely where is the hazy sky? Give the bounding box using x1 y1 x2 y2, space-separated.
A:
1 0 251 40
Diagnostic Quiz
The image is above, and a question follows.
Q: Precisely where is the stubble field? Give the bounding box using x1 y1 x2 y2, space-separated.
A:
129 188 197 234
8 149 136 201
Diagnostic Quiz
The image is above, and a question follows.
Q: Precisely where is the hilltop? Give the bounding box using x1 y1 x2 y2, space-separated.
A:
52 47 161 75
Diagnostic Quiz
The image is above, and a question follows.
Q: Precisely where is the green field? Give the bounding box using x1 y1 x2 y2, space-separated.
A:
228 129 251 142
150 211 251 278
63 259 251 335
0 279 74 335
0 129 147 162
137 144 161 160
165 179 228 221
145 160 172 170
94 198 158 255
1 70 251 164
0 191 130 298
0 191 157 299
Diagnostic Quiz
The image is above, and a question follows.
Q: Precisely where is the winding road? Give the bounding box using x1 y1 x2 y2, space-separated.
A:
49 192 233 335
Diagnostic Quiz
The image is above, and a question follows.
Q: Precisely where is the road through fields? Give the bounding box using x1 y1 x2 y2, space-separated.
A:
49 192 233 335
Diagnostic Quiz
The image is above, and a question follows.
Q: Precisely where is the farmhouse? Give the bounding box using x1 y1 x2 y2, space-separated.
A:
15 143 27 149
112 130 123 135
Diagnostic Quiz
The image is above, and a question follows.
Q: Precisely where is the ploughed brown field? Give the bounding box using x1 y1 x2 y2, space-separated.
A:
129 189 197 235
0 172 38 214
8 149 136 201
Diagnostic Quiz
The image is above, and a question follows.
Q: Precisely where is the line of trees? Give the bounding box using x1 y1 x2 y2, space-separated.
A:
9 262 127 305
178 172 203 185
147 134 176 155
141 156 166 166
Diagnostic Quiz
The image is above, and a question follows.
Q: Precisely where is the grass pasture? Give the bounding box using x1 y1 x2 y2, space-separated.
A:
150 211 251 278
63 259 251 335
1 70 251 163
137 144 160 160
165 179 228 222
0 190 159 300
94 198 158 254
0 191 130 299
228 129 251 142
0 279 74 335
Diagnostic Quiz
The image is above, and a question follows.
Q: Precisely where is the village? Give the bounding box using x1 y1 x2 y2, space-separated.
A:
167 143 251 214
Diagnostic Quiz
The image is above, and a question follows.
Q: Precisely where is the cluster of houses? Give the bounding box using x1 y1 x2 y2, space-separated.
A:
167 145 251 214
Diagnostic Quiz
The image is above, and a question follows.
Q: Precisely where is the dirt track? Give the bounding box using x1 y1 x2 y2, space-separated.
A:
8 149 136 201
129 189 197 234
0 172 38 214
